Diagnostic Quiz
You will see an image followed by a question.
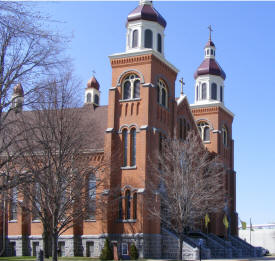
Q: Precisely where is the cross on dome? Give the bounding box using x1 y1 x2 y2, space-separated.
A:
139 0 152 6
208 25 213 41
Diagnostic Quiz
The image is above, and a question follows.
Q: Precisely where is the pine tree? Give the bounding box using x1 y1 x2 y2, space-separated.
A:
129 244 139 260
100 238 113 260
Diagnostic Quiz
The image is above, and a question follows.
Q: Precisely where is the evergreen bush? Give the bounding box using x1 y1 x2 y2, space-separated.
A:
100 238 113 260
129 243 139 260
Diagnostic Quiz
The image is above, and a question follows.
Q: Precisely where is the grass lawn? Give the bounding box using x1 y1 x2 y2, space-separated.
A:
0 257 99 261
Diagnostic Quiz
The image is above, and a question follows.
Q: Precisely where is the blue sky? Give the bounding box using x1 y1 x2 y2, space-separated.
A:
36 1 275 225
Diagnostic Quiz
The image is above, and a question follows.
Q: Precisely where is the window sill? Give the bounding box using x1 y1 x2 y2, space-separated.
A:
8 220 17 223
84 219 96 222
119 98 141 103
203 141 211 144
117 219 136 223
32 220 41 223
121 166 137 170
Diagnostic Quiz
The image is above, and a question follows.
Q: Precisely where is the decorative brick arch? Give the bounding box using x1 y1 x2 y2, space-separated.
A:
196 118 214 130
116 69 145 87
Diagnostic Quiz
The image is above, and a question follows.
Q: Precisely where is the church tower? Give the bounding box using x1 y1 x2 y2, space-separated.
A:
85 75 100 107
105 0 178 257
190 29 238 236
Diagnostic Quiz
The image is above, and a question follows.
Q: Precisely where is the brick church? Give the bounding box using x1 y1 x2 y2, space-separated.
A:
2 0 245 259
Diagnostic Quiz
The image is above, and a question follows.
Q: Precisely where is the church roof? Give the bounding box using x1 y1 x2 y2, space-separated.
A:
194 58 226 80
127 3 167 28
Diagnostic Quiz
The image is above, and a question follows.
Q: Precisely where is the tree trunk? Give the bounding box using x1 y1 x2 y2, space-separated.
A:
43 230 51 258
52 231 58 261
179 235 184 260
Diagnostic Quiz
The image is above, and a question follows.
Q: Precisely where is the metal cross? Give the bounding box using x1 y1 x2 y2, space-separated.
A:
208 25 213 41
179 77 185 95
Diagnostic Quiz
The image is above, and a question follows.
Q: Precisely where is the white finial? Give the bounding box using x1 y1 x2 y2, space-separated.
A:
139 0 152 6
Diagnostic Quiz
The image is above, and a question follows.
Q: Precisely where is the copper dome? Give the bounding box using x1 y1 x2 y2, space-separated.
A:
87 76 100 90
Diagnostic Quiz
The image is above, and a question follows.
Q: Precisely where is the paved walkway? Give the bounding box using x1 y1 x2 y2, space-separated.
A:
201 257 275 261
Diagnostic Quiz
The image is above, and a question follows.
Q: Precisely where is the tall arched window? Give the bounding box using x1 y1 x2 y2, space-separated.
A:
122 74 140 100
118 193 123 220
133 193 137 219
157 79 168 108
211 83 217 100
122 129 128 167
220 86 223 102
157 33 162 53
86 93 91 103
130 128 136 166
222 126 228 147
179 119 183 139
125 190 131 220
183 119 187 139
94 94 99 105
9 187 17 221
144 29 153 48
132 30 138 48
197 122 210 142
87 174 96 220
202 83 207 100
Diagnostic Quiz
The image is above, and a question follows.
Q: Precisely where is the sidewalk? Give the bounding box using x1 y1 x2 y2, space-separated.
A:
201 257 275 261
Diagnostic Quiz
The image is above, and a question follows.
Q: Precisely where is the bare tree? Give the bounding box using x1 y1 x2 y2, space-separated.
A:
0 1 68 190
13 73 107 260
147 131 225 260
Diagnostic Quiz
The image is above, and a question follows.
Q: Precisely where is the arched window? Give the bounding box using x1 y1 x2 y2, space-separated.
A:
133 80 140 98
32 183 41 220
94 94 99 105
161 88 166 107
122 129 128 167
132 30 138 48
144 29 153 48
125 190 131 220
207 49 209 55
157 79 168 108
197 122 210 142
196 85 199 101
118 193 123 220
133 193 137 219
220 86 223 102
183 119 187 139
86 93 91 103
9 187 17 221
222 126 228 147
211 49 214 55
157 33 162 53
211 83 217 100
156 85 160 103
87 174 96 220
202 83 207 100
122 74 140 100
130 128 136 166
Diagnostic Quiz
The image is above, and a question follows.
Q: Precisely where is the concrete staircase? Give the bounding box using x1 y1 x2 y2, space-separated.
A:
229 235 258 257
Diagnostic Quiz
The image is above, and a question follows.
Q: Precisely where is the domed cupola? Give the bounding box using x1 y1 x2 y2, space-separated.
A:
125 0 166 56
85 75 100 107
12 83 24 113
193 26 226 105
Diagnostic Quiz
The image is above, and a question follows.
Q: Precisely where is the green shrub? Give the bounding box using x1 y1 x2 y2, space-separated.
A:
100 238 113 260
129 244 139 260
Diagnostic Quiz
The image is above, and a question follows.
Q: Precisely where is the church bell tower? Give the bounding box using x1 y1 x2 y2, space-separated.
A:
191 27 238 236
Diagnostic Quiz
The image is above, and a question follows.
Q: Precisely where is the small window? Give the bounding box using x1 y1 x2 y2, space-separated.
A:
202 83 207 100
122 129 128 167
179 119 183 139
9 187 17 221
86 93 91 103
214 50 215 56
157 33 162 53
118 194 123 219
130 128 136 166
196 85 199 101
211 49 214 55
125 190 131 220
133 193 137 219
207 49 209 55
122 243 128 255
211 83 217 100
132 30 138 48
197 121 210 142
87 174 96 220
161 88 166 106
94 94 99 105
220 86 223 102
144 29 153 48
122 74 140 100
